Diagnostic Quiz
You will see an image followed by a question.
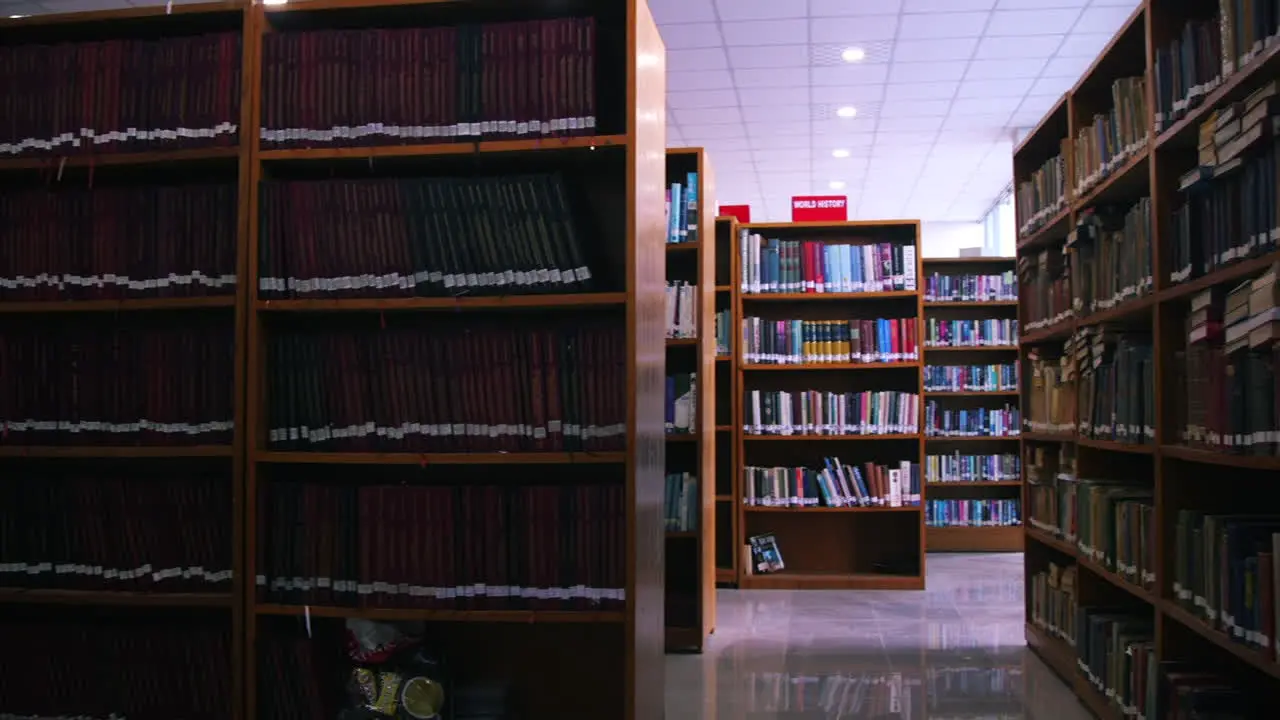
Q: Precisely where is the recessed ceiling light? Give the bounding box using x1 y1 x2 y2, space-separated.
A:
841 47 866 63
832 149 850 159
836 106 857 119
8 13 27 17
829 181 846 190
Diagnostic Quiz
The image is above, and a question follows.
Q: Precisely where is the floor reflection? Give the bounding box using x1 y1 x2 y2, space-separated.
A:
665 553 1091 719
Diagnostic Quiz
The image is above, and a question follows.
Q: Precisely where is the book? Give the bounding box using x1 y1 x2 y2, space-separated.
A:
923 271 1017 302
664 472 697 531
743 389 919 436
1076 329 1155 444
1024 343 1076 435
1076 608 1153 717
925 499 1020 528
0 184 238 301
741 316 917 365
258 20 598 147
924 363 1018 392
665 282 696 339
266 316 626 453
924 453 1020 483
1152 18 1223 131
1029 562 1076 641
714 309 731 356
1016 148 1068 237
924 317 1018 348
0 33 242 159
1019 249 1072 331
748 533 784 574
258 174 595 300
665 173 698 244
1070 198 1154 316
1071 479 1155 589
742 458 921 508
1072 75 1148 197
738 233 916 294
1025 443 1077 538
665 372 696 435
923 402 1020 438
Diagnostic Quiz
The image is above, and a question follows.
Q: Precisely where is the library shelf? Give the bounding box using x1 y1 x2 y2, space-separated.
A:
1160 603 1280 681
1159 445 1280 471
714 568 735 583
1016 205 1073 252
1019 431 1075 443
715 494 732 501
1024 526 1079 557
924 435 1022 442
0 296 236 314
255 604 626 624
924 345 1019 352
257 134 628 162
254 451 628 465
743 505 921 514
255 292 629 312
0 445 235 459
1075 437 1155 455
925 525 1023 552
711 216 741 587
715 284 731 291
1020 319 1075 344
1070 147 1149 212
741 361 920 371
741 290 917 302
923 390 1018 397
1154 42 1280 150
926 481 1021 488
1159 249 1280 303
923 256 1017 265
663 147 717 653
0 0 237 25
740 571 924 591
743 434 920 442
923 301 1019 308
0 146 240 172
0 589 233 608
1074 292 1157 328
716 355 731 361
1024 622 1078 684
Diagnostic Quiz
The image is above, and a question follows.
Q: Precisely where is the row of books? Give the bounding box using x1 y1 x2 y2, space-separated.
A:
665 372 696 436
664 472 697 532
0 471 231 592
1020 249 1073 331
1025 347 1076 435
1169 85 1279 285
258 174 594 299
259 631 328 720
738 232 917 294
923 499 1020 528
1174 510 1280 658
923 363 1018 392
259 21 598 147
0 34 242 158
923 403 1020 438
1016 150 1068 237
924 318 1018 348
0 184 238 301
665 174 699 245
0 620 231 720
1070 198 1153 317
1025 446 1076 540
742 459 921 508
924 452 1020 484
715 309 731 356
1152 17 1222 133
1179 276 1280 454
1072 75 1148 197
1029 563 1076 643
258 481 625 609
740 316 919 365
266 320 625 453
0 318 234 446
1077 609 1153 720
1077 330 1155 444
742 389 920 436
922 271 1017 303
1069 479 1156 591
665 282 697 339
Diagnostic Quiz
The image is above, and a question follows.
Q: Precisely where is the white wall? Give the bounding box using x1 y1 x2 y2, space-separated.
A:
920 221 984 258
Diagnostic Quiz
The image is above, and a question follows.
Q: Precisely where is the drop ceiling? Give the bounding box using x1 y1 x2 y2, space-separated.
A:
3 0 1139 222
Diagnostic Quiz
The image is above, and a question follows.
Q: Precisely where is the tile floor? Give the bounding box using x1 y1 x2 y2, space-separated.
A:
665 553 1093 719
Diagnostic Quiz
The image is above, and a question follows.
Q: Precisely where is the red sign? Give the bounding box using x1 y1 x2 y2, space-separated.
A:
791 195 848 222
719 204 751 223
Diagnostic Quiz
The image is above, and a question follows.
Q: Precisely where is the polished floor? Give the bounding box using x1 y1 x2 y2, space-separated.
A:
666 553 1092 719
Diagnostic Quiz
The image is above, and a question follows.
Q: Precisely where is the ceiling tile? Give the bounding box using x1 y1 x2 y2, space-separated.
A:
666 69 735 92
811 64 891 86
986 9 1081 35
1041 55 1093 77
668 89 740 109
808 14 899 43
673 107 743 125
810 0 904 14
747 121 815 137
890 61 968 83
880 98 953 117
727 44 810 69
714 0 809 20
721 19 808 45
905 0 996 10
995 0 1086 6
1056 32 1112 56
647 0 717 23
965 58 1046 79
810 41 895 65
974 34 1062 58
810 124 877 144
892 38 981 62
950 96 1022 116
879 115 947 132
696 136 754 151
668 47 730 71
710 150 756 166
733 67 810 88
742 104 811 122
681 122 747 139
957 77 1035 98
809 85 887 105
1030 76 1072 95
753 134 815 150
884 81 960 100
898 11 991 40
1074 4 1136 32
656 23 723 49
738 85 811 106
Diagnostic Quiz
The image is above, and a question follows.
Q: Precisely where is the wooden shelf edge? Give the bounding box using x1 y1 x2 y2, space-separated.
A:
1020 318 1075 345
926 481 1021 487
1025 526 1079 557
1161 602 1280 680
925 435 1022 442
1155 42 1280 151
744 434 920 442
0 146 239 171
1077 437 1155 455
1015 205 1072 251
924 345 1019 352
1071 148 1149 213
256 292 628 312
256 450 627 465
742 361 919 371
744 505 921 513
1159 249 1280 304
739 573 924 590
0 588 231 607
922 257 1017 265
926 525 1024 552
1159 444 1280 470
258 134 627 161
923 390 1019 397
0 445 233 458
0 296 236 313
923 300 1018 307
255 604 625 623
740 290 918 301
1021 431 1076 443
1075 292 1157 327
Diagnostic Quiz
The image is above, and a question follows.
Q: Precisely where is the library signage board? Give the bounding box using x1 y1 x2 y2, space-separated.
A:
791 196 847 222
719 204 751 223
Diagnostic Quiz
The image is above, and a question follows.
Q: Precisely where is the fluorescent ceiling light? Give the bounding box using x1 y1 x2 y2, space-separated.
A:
832 149 850 159
841 47 866 63
829 181 846 190
836 106 857 119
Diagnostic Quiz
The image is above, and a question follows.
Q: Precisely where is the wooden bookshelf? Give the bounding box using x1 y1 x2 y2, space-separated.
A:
663 147 716 654
921 256 1022 553
712 215 739 587
732 220 925 591
1015 0 1280 712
